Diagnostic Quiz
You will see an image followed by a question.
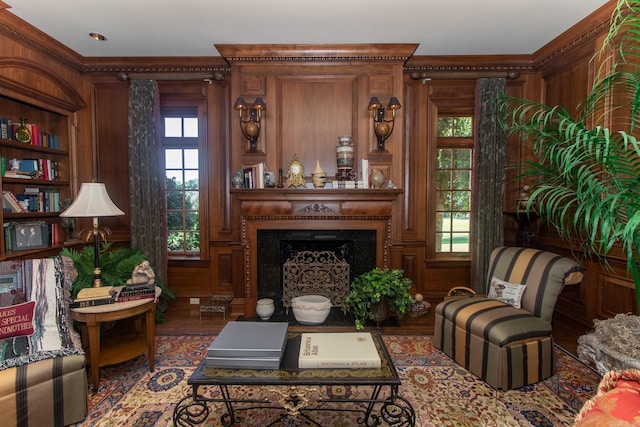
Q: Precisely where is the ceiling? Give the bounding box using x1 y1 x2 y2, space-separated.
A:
5 0 611 58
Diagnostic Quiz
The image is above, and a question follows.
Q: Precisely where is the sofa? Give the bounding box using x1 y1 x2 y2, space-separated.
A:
0 256 87 426
434 247 583 390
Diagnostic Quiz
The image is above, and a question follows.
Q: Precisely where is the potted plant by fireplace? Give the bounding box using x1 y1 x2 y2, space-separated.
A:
343 267 413 330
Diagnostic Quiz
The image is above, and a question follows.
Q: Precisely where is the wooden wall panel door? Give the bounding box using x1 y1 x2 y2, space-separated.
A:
92 81 131 242
277 77 358 179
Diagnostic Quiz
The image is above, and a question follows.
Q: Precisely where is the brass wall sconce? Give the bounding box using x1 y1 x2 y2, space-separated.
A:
234 97 265 152
368 96 401 151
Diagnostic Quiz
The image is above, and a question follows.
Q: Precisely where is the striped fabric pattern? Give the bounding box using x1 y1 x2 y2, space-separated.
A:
0 257 88 426
434 247 582 390
486 247 583 322
0 355 87 427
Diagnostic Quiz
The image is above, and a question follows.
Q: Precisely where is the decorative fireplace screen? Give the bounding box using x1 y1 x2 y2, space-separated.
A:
282 250 350 309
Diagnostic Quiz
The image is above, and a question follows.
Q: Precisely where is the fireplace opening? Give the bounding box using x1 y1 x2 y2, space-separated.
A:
257 229 376 311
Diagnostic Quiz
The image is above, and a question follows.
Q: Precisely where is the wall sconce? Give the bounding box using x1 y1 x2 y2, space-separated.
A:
368 96 401 151
233 97 265 152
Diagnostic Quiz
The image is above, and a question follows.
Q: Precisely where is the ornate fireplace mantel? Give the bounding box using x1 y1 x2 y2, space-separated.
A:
231 188 403 316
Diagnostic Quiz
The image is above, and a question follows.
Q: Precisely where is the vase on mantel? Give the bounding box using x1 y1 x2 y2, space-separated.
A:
311 160 327 188
370 168 385 189
336 136 354 169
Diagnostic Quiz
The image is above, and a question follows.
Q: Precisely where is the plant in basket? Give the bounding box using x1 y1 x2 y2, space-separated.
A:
343 267 413 330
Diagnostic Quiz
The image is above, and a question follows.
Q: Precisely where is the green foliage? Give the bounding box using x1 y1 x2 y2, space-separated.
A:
499 0 640 313
343 268 413 330
61 243 176 322
62 243 143 297
166 176 200 253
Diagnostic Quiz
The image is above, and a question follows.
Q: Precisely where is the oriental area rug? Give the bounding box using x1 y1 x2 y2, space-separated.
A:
72 334 600 427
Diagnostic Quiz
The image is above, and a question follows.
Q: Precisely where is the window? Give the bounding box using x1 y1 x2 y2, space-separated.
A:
162 113 200 256
435 116 473 254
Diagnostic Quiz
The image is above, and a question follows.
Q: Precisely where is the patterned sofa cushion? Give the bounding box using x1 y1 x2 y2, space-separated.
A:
0 257 83 370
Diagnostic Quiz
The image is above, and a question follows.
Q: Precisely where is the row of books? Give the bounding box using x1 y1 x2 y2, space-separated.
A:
0 118 61 149
4 158 60 181
2 189 60 213
69 284 156 308
241 162 266 189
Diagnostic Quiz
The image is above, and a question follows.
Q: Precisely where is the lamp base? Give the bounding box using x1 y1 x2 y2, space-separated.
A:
93 267 103 288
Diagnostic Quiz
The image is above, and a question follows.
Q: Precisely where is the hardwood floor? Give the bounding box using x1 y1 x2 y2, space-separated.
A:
156 298 590 357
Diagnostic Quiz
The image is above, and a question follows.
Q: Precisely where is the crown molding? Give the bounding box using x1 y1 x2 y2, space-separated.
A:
215 44 419 65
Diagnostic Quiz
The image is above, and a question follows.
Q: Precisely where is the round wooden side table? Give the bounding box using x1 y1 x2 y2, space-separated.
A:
70 287 161 391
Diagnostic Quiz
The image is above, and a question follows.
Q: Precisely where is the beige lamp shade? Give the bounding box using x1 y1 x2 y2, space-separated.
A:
60 183 124 218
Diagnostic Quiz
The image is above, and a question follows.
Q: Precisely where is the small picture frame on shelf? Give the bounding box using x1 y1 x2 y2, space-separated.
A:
6 221 49 251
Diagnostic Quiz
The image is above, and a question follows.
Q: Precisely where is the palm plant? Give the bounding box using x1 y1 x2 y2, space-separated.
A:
499 0 640 313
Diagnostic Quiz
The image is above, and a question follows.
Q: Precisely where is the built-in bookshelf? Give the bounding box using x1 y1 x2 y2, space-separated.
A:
0 94 72 259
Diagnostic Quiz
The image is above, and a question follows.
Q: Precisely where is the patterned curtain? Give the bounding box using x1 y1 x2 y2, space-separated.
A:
128 80 167 285
470 78 506 292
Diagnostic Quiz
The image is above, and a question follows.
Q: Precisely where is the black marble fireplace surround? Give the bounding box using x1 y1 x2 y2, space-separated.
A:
257 229 376 312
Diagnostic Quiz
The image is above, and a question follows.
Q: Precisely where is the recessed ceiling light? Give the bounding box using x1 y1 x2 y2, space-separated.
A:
89 32 107 41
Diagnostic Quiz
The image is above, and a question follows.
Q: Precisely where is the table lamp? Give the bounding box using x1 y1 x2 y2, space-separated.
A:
60 182 125 287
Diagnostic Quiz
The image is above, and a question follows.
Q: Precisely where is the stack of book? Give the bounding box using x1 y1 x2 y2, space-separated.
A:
70 286 116 308
115 282 156 302
205 321 289 369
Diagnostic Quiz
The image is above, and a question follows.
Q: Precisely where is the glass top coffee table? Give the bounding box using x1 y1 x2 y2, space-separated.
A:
173 332 415 426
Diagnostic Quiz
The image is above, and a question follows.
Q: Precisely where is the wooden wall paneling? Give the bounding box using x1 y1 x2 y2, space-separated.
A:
206 81 232 238
401 78 427 240
92 80 131 242
597 272 637 319
166 260 212 298
277 75 358 181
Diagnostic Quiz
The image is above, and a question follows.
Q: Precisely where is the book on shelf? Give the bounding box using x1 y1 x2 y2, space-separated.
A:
2 191 26 213
298 332 381 369
252 162 265 189
18 158 39 174
241 162 266 189
3 170 32 179
0 117 12 139
361 159 369 188
18 189 59 213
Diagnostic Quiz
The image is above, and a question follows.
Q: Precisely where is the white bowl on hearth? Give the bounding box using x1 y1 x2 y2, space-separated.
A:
291 295 332 325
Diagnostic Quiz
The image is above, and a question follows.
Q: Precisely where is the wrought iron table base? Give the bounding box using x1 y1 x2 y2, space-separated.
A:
173 383 415 426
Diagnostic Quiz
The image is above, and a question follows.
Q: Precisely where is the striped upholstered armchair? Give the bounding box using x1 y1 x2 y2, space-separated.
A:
0 257 87 426
434 247 583 390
